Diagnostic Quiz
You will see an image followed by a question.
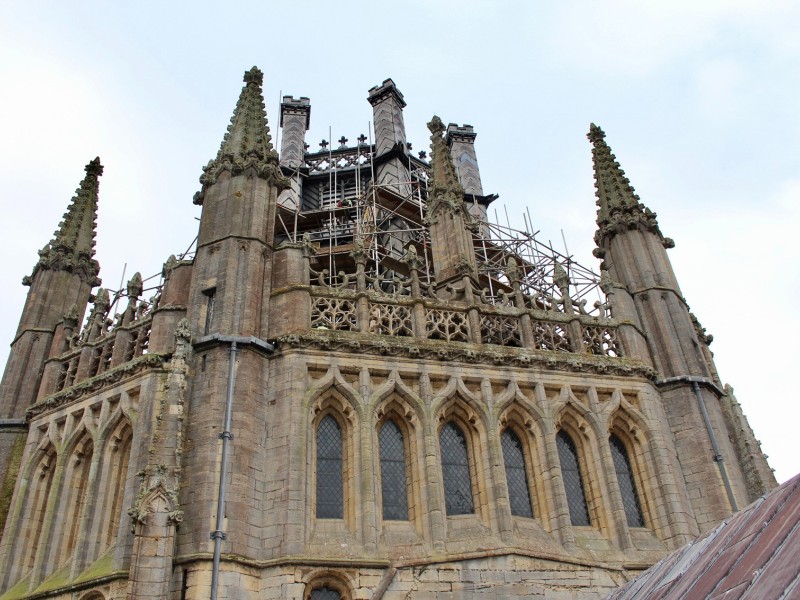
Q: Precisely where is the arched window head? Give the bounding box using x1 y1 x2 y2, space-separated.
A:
556 429 591 526
309 586 341 600
609 434 645 527
501 428 533 518
316 415 343 519
440 421 474 515
379 420 409 520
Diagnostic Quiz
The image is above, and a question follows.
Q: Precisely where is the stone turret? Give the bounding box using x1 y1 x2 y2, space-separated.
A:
0 159 103 540
588 124 776 523
175 67 286 598
188 66 288 339
0 158 102 419
368 78 411 197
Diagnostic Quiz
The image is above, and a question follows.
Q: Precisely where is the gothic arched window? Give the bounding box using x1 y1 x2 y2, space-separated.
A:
440 421 474 515
610 434 645 527
501 428 533 518
556 429 591 526
316 415 343 519
379 420 409 520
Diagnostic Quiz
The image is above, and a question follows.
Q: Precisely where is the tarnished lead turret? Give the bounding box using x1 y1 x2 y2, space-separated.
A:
368 78 411 197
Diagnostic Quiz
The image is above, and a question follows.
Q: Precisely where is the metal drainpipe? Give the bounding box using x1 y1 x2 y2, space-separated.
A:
692 381 738 512
210 341 239 600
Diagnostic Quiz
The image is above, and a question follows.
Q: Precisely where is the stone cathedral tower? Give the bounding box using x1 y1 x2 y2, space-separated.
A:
0 68 775 599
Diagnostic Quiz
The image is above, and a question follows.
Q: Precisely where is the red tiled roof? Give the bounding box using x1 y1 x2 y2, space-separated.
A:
607 473 800 599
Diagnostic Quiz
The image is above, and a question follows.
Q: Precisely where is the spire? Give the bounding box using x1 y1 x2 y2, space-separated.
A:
24 158 102 286
588 124 672 251
198 66 285 192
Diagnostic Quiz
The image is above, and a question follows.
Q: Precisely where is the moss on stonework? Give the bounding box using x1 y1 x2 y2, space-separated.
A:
0 433 26 540
73 550 114 584
0 574 31 600
29 564 71 596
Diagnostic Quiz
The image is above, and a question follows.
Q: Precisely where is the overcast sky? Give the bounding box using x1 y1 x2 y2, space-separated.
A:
0 1 798 483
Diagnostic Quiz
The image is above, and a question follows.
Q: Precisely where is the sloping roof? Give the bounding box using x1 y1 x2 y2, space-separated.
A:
608 473 800 599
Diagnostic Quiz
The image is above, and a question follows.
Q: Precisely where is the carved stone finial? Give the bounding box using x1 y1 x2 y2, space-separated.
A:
127 272 143 299
243 66 263 85
506 256 520 284
403 244 423 271
93 287 110 311
163 255 178 278
427 115 446 135
553 263 570 292
587 123 606 144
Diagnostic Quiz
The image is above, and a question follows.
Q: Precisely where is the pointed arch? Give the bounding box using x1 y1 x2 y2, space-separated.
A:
311 386 359 528
498 401 546 521
608 409 652 529
13 442 58 583
436 395 490 521
556 429 591 526
307 366 363 422
374 391 422 526
53 428 95 568
555 403 605 528
99 416 134 550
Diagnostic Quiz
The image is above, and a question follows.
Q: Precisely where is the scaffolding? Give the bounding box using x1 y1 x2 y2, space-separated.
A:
275 141 605 312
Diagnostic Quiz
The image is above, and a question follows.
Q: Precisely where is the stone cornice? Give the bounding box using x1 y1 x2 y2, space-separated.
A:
27 353 168 420
275 331 656 380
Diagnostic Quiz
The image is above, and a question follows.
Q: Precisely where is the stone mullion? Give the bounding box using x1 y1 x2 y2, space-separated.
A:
359 368 378 552
537 413 575 549
29 452 68 588
69 443 103 577
420 378 445 550
485 397 513 544
595 430 632 551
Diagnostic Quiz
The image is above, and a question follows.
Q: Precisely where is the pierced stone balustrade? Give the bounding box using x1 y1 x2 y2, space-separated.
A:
308 286 624 358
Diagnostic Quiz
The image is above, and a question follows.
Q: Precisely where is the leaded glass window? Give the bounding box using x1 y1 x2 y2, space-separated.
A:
556 430 591 526
379 420 409 520
316 415 343 519
610 434 645 527
440 422 474 515
309 586 341 600
501 429 533 518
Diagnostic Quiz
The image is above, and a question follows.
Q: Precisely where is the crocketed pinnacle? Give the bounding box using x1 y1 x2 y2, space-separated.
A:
588 124 672 253
198 66 286 195
426 115 473 227
428 116 464 197
24 158 102 286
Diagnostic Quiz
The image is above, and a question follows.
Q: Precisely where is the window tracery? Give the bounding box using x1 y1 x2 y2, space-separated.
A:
556 429 591 526
501 428 534 518
440 421 474 515
609 434 645 527
379 419 409 520
316 415 343 519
